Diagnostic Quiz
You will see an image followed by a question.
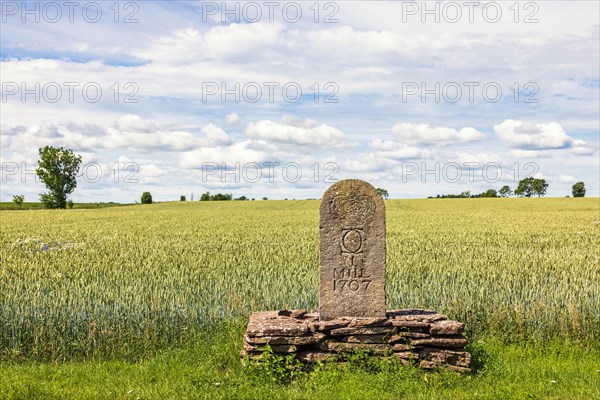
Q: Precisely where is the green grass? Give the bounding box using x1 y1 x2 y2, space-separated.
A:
1 323 599 400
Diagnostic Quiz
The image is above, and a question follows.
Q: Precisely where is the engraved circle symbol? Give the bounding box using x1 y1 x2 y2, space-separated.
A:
342 229 362 253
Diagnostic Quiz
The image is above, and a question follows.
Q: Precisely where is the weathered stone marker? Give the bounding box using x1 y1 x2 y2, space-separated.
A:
319 179 386 320
241 179 472 372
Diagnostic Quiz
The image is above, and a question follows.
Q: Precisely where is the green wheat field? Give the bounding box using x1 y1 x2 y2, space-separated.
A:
1 198 599 399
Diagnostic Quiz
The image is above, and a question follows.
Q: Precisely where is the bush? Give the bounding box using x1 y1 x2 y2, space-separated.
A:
12 195 25 207
180 195 186 201
212 193 232 201
481 189 498 198
199 192 233 201
67 199 74 209
572 182 586 198
141 192 153 204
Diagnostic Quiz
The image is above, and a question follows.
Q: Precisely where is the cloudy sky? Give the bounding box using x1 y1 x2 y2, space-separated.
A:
1 0 598 201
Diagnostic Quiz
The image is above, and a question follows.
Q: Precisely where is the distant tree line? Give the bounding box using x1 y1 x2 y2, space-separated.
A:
429 177 562 199
429 188 504 199
139 180 587 205
199 192 251 201
18 145 590 208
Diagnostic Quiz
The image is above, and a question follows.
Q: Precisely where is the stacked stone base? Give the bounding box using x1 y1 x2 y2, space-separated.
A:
241 309 471 373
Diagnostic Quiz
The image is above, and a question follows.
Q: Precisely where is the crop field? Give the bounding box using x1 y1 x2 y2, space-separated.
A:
1 198 599 399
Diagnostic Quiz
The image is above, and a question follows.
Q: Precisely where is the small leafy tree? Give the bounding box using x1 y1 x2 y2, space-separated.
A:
36 146 83 209
376 188 389 199
212 193 232 201
532 178 549 197
481 189 498 198
180 195 186 201
514 177 535 197
67 199 74 209
141 192 153 204
572 182 586 197
199 191 232 201
12 194 25 207
499 185 512 197
515 177 548 197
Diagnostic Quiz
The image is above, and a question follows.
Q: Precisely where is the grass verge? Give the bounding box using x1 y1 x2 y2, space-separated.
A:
1 323 598 400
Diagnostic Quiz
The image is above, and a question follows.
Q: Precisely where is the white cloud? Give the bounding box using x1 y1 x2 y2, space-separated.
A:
225 113 241 125
1 116 235 154
340 154 397 173
179 141 269 168
373 143 432 160
494 119 582 150
245 118 345 146
0 125 27 136
532 172 551 181
452 152 501 166
507 149 551 159
115 114 158 133
570 145 597 156
104 127 196 151
391 123 484 146
280 115 319 129
141 164 164 178
132 23 284 64
558 174 577 183
202 123 233 145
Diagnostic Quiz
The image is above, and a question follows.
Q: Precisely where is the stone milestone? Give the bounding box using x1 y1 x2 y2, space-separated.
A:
241 179 472 372
319 179 386 320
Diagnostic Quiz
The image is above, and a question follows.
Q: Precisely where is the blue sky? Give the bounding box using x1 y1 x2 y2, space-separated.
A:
1 1 599 201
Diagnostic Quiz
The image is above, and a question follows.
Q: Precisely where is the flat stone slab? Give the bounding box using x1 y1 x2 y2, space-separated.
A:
278 309 307 318
411 335 468 348
309 318 351 332
392 343 414 351
389 320 431 329
395 331 431 338
388 310 448 323
301 312 320 321
389 332 430 342
342 334 390 344
418 348 471 368
387 309 438 317
244 343 299 353
318 341 392 355
429 320 465 335
244 332 326 345
347 317 390 327
330 326 396 336
246 313 310 337
394 351 420 360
